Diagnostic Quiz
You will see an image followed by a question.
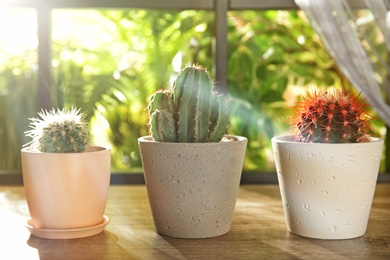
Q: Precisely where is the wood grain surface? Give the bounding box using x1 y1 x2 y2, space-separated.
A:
1 184 389 259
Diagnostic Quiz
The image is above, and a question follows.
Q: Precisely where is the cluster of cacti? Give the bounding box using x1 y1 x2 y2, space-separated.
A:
148 65 229 142
291 90 372 143
26 107 89 153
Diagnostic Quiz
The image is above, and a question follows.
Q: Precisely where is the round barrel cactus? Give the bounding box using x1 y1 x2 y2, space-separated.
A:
291 90 372 143
26 107 89 153
147 65 229 142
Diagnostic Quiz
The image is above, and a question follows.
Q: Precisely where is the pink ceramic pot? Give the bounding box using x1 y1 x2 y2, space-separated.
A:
22 146 111 231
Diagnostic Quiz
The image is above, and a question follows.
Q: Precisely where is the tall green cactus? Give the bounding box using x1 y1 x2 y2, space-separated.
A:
148 66 229 142
292 90 372 143
25 107 89 153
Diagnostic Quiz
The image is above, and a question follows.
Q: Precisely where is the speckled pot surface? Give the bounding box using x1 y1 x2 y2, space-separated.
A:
272 135 383 240
138 135 247 239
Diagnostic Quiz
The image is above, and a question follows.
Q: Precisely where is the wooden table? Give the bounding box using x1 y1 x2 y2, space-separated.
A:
1 184 389 259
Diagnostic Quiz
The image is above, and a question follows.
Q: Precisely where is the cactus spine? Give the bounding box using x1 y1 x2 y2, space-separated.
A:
148 66 229 142
26 107 89 153
292 90 372 143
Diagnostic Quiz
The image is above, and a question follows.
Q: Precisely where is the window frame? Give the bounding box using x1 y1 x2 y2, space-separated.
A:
1 0 368 110
1 0 388 185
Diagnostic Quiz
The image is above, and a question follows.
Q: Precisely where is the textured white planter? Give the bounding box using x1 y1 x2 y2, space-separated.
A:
272 135 383 240
138 135 247 239
21 146 111 238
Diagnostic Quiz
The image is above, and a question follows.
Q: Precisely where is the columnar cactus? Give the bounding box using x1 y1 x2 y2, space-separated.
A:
292 90 372 143
26 107 89 153
148 65 229 142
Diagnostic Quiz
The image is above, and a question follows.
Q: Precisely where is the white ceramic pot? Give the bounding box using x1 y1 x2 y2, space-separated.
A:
22 146 111 233
138 135 247 239
272 135 383 240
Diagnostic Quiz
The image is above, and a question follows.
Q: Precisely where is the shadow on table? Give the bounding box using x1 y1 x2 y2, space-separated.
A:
148 231 302 260
27 230 132 259
309 233 390 258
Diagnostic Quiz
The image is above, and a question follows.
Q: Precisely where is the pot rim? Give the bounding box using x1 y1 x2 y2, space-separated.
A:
21 145 110 155
271 134 383 145
138 134 247 144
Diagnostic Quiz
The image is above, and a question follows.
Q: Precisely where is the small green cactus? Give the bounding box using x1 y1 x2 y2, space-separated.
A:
291 89 372 143
147 65 229 142
25 107 89 153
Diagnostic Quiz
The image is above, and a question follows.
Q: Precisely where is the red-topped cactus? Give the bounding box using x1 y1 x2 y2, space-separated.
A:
291 89 372 143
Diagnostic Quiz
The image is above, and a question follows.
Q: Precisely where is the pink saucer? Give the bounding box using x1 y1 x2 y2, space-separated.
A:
25 215 109 239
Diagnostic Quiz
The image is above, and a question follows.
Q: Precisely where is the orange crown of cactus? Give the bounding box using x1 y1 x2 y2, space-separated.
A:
291 90 372 143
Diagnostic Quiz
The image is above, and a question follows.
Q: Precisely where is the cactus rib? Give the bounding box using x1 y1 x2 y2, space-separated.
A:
292 90 372 143
147 65 229 143
25 107 89 153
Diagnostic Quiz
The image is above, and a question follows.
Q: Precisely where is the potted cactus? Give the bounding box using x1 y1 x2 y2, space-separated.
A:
272 89 383 240
21 108 111 239
138 65 247 239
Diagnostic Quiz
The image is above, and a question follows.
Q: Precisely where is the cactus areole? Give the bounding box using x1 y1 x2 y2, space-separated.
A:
25 107 89 153
147 66 230 143
291 90 372 143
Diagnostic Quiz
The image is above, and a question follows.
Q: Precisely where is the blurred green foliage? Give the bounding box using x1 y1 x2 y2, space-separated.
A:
226 11 362 170
51 9 214 170
0 9 386 172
